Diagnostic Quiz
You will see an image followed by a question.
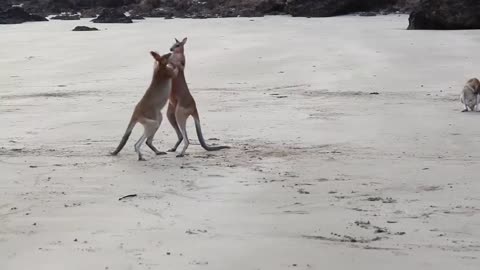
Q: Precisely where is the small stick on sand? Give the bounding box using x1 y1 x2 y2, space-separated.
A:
118 194 137 201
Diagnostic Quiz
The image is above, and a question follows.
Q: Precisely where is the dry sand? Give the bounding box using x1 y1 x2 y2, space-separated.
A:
1 15 479 269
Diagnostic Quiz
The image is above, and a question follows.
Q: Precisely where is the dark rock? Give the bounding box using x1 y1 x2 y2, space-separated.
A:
359 11 377 16
0 7 48 24
219 8 264 18
1 0 421 19
92 8 133 23
388 0 421 13
0 1 12 12
211 0 282 17
286 0 396 17
95 0 138 8
188 13 213 19
43 0 76 14
146 7 176 18
408 0 480 30
72 25 99 31
81 8 101 18
178 0 213 18
256 0 286 14
239 8 265 17
128 14 145 20
51 13 81 20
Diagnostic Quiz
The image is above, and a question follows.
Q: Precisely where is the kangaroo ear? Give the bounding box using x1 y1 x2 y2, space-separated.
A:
160 53 172 64
181 37 187 45
150 51 162 61
175 38 180 43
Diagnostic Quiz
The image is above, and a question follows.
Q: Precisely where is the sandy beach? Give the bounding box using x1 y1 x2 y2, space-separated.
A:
1 15 479 269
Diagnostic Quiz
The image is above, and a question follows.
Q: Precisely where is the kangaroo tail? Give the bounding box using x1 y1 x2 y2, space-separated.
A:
111 117 137 155
193 110 230 151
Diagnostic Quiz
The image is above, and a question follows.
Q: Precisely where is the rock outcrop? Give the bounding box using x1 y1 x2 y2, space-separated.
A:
51 13 81 20
0 7 48 24
2 0 422 20
408 0 480 30
286 0 397 17
91 8 133 23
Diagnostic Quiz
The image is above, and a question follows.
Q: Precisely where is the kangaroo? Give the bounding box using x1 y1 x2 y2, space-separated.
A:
111 51 178 161
461 78 480 112
167 37 230 157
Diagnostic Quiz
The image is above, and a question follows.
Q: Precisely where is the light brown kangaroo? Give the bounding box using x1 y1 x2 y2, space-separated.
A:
111 51 178 161
167 37 230 157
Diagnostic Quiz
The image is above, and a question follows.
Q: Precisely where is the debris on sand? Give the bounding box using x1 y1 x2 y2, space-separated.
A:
366 197 396 203
374 227 388 234
354 220 405 236
354 220 371 229
118 194 137 201
354 220 389 234
418 185 442 192
297 188 310 194
349 207 368 212
363 245 399 251
185 229 208 235
190 260 208 265
303 233 382 243
381 197 397 203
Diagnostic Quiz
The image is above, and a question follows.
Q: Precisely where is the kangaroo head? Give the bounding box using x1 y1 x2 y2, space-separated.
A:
170 37 187 53
150 51 177 78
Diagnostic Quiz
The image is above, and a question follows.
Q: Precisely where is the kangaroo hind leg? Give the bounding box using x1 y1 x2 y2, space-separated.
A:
135 119 157 161
175 109 190 158
167 104 183 152
145 116 166 156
